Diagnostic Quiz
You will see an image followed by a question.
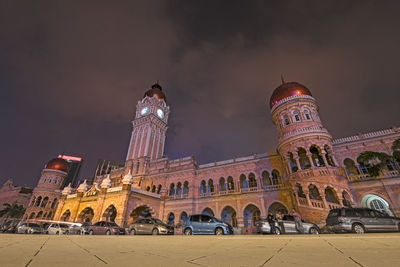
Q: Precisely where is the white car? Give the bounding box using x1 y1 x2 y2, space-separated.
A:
46 223 70 235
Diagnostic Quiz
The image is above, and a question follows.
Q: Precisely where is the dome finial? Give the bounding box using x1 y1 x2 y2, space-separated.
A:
281 75 285 85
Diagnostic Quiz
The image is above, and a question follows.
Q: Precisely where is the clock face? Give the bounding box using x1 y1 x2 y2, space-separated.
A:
157 108 164 118
140 107 149 116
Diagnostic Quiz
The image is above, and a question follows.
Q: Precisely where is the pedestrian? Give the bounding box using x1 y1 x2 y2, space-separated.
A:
290 208 303 234
276 211 285 234
267 211 276 234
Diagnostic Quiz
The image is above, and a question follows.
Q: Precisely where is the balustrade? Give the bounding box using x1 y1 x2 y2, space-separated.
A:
310 199 325 209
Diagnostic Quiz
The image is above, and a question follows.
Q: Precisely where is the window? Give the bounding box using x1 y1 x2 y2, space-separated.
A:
283 215 294 221
94 222 102 226
283 115 290 125
190 215 200 222
48 178 52 184
201 215 213 223
303 109 311 120
293 110 300 122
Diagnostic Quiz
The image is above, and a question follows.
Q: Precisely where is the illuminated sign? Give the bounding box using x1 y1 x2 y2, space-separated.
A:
58 155 82 162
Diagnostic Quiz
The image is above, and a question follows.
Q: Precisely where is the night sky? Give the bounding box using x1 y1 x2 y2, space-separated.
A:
1 1 399 188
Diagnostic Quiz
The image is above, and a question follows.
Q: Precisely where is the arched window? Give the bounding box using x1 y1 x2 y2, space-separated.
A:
344 158 359 176
298 148 311 169
51 198 58 209
207 179 214 193
239 174 248 189
261 171 271 187
248 173 257 188
303 109 311 120
308 185 322 200
40 197 49 208
296 183 306 198
227 176 234 191
157 184 162 194
146 186 150 191
271 170 282 185
310 145 325 167
287 152 298 172
35 196 42 207
200 180 206 194
176 182 182 196
282 114 290 126
151 185 156 193
292 110 300 122
183 181 189 195
219 177 226 192
169 183 175 196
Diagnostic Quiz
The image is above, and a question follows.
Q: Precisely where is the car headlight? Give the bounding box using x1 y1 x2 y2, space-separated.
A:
222 223 228 227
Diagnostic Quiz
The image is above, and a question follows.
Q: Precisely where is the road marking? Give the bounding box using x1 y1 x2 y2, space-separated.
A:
25 237 49 267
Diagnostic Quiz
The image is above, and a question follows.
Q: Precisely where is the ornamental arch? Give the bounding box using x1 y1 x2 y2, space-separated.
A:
77 207 95 223
361 194 393 216
102 205 117 222
221 206 237 227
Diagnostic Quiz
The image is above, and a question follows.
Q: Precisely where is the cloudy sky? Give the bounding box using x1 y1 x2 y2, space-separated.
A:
1 0 399 187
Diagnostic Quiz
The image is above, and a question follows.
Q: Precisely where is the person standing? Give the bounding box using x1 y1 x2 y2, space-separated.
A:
267 212 276 234
276 211 285 234
290 209 304 234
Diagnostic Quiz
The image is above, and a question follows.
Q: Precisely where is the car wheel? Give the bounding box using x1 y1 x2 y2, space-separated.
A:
25 230 28 234
130 229 136 235
352 223 365 234
398 223 400 232
152 228 159 235
184 228 192 235
89 230 94 235
309 227 319 234
274 228 281 235
106 230 111 235
77 230 81 235
65 231 69 235
215 228 224 235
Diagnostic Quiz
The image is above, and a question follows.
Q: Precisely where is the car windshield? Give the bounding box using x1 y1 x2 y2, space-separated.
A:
108 222 118 227
59 224 69 228
30 223 40 227
153 219 164 224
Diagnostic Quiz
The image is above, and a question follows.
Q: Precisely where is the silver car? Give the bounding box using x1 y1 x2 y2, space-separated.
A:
326 208 400 234
128 218 174 235
17 222 43 234
256 215 320 234
46 223 70 235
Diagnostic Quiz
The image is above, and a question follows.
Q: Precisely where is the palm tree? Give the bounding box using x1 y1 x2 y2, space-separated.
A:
0 202 26 220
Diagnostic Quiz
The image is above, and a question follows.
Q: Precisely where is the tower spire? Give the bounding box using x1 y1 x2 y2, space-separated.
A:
281 75 285 85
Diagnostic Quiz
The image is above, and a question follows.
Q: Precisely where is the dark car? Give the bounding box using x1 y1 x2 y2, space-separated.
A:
87 221 126 235
128 218 174 235
1 219 21 233
183 214 233 235
326 208 400 234
256 215 320 234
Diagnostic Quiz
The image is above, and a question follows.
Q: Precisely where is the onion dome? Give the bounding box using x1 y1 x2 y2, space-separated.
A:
143 83 166 102
270 80 312 109
45 158 69 172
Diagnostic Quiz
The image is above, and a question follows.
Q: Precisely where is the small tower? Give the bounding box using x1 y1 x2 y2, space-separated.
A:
270 79 351 224
126 83 170 163
24 157 69 221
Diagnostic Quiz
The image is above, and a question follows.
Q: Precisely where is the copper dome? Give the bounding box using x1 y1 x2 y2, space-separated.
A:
143 83 166 102
270 81 312 109
45 158 69 172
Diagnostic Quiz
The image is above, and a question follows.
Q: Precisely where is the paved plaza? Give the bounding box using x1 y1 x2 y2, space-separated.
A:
0 233 399 266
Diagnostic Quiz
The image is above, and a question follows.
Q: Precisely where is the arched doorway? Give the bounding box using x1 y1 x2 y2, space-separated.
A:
129 205 152 223
268 202 288 214
179 212 188 225
202 207 215 217
77 207 94 223
60 210 71 221
361 194 393 216
167 212 175 225
221 206 237 227
102 205 117 222
243 204 261 227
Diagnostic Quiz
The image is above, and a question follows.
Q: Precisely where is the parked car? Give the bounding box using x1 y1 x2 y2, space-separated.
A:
326 208 400 234
128 218 174 235
45 223 70 235
1 219 21 233
88 221 126 235
79 222 91 235
66 223 87 235
256 215 320 234
17 222 42 234
183 214 233 235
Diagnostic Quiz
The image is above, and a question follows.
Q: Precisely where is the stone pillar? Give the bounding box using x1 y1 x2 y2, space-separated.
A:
320 190 328 209
294 156 301 171
304 189 311 206
321 152 329 167
307 152 314 167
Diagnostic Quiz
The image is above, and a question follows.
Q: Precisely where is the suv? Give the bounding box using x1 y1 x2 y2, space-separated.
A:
88 221 126 235
183 214 233 235
128 218 174 235
326 208 400 234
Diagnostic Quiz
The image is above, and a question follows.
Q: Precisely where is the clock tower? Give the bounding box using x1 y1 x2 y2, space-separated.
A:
126 83 170 162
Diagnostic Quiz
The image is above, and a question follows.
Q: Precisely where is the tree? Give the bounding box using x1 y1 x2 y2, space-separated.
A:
357 151 393 177
392 138 400 163
0 202 26 219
